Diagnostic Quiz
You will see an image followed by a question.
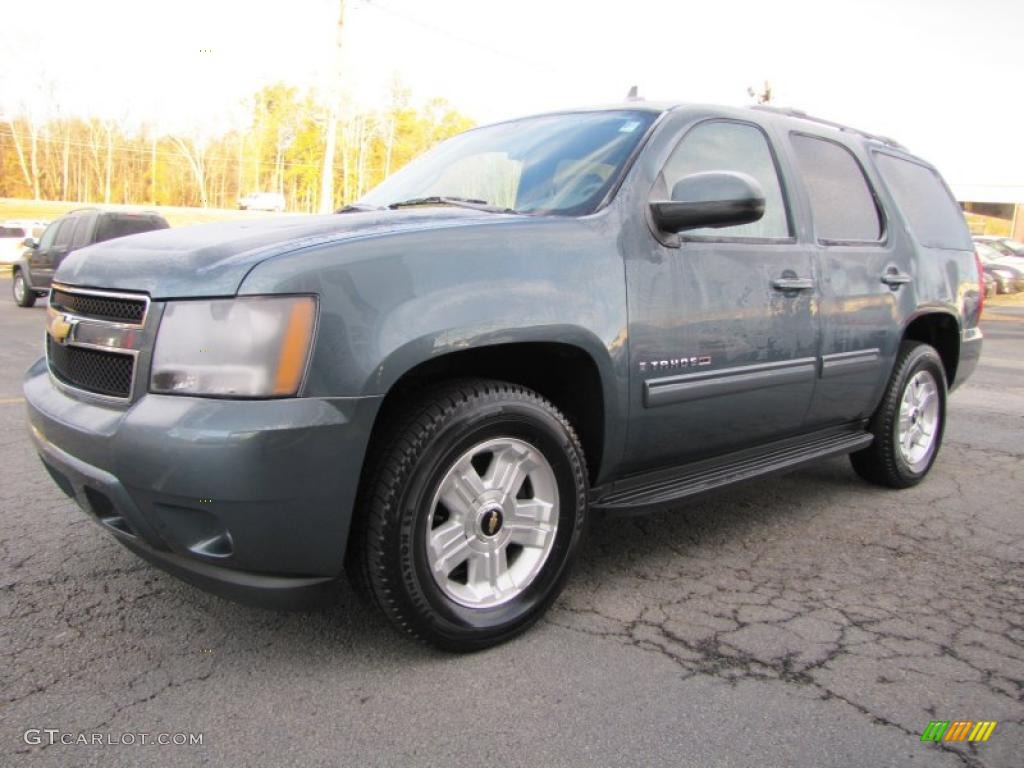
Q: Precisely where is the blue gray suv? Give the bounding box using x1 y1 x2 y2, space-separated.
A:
24 103 983 650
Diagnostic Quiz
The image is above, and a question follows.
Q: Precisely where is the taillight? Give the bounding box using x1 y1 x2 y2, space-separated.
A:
975 252 985 318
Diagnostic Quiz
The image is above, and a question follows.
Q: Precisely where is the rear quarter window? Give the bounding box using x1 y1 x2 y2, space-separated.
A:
94 215 169 244
872 154 972 251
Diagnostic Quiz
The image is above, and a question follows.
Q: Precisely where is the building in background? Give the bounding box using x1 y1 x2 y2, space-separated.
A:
953 184 1024 239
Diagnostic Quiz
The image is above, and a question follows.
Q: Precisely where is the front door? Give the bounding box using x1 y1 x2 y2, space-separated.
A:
623 119 819 473
31 217 75 289
28 219 63 288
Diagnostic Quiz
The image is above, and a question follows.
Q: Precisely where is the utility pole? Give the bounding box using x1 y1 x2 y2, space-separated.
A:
319 0 346 213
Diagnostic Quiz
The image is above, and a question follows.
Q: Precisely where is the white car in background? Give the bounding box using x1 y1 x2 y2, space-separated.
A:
238 192 285 212
0 221 47 265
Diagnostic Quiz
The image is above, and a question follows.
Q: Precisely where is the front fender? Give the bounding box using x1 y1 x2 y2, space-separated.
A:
238 215 631 470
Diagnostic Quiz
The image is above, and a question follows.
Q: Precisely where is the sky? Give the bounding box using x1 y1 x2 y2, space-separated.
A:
1 0 1022 193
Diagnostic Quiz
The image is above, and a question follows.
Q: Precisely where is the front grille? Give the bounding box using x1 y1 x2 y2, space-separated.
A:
51 289 146 324
47 336 134 398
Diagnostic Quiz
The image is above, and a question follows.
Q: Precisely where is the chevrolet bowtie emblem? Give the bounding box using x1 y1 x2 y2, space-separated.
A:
49 315 74 343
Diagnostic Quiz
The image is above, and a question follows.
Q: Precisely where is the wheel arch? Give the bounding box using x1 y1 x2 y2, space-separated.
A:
11 258 32 286
365 336 615 486
901 310 960 387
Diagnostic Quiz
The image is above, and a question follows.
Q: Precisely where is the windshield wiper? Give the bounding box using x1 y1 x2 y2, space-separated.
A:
335 203 383 214
387 196 515 213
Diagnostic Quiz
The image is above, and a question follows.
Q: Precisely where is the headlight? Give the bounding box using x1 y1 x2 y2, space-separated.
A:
151 296 317 397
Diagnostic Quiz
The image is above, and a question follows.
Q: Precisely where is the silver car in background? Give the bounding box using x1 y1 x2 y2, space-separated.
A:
0 220 46 266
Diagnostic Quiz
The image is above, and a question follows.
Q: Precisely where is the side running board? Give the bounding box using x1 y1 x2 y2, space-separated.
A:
591 427 873 513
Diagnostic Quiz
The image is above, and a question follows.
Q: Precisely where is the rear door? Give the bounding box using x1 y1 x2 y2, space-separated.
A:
623 118 820 472
787 133 906 426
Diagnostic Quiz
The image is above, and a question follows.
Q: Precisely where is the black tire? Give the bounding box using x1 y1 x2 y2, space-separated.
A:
347 379 588 651
12 270 36 308
850 341 947 488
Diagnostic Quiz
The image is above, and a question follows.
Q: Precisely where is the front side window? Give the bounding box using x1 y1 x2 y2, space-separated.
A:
36 221 60 250
359 110 658 215
659 120 790 239
790 134 882 244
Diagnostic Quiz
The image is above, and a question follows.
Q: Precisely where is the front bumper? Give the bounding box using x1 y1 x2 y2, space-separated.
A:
24 357 381 609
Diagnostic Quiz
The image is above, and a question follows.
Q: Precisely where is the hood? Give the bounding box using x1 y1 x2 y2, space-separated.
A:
56 209 517 298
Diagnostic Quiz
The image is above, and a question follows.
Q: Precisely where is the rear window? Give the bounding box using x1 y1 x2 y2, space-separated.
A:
790 134 882 243
94 215 168 244
874 154 972 251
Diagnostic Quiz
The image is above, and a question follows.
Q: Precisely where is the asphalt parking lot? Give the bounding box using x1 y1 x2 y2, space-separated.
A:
1 277 1021 767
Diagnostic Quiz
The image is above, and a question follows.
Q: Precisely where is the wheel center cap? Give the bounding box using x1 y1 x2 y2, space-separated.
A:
479 507 504 537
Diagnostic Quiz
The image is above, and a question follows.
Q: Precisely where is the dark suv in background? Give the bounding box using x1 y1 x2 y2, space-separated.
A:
12 208 169 307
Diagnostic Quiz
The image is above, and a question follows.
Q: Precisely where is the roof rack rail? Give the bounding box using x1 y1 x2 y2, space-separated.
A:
750 105 906 150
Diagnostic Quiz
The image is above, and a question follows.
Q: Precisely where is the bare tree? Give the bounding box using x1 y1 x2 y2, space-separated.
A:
3 115 35 198
170 135 208 207
320 0 346 213
103 121 113 204
2 109 44 200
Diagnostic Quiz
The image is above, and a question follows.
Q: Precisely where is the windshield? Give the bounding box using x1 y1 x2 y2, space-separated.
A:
358 110 659 215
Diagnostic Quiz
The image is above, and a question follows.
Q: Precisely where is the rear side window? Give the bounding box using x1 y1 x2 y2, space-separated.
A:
53 218 76 249
95 215 168 244
790 134 882 243
70 215 93 248
661 120 790 239
873 154 972 251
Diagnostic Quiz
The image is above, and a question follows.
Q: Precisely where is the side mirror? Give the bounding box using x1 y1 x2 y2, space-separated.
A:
23 237 37 249
650 171 765 233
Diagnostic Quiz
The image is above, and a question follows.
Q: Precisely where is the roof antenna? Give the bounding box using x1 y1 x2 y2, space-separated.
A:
625 85 640 101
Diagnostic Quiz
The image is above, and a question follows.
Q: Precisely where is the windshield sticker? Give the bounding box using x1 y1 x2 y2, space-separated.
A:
619 120 641 133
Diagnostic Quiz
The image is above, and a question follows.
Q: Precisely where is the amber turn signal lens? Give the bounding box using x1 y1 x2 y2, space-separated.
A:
273 298 317 396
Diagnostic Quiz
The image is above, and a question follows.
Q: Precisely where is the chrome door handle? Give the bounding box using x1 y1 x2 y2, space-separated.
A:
771 277 815 291
881 271 911 287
